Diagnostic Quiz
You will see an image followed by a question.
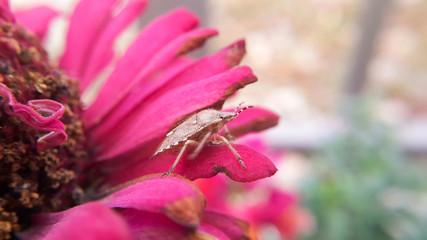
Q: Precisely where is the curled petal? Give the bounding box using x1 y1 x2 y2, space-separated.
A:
27 99 65 121
36 130 67 152
0 83 67 151
101 175 205 228
19 202 132 240
14 6 58 40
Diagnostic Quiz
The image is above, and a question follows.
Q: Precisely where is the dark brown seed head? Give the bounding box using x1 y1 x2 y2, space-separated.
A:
0 21 88 239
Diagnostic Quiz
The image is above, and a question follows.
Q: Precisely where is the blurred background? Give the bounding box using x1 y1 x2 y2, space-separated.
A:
11 0 427 239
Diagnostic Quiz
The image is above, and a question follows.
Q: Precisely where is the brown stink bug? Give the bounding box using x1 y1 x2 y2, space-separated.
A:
152 103 253 176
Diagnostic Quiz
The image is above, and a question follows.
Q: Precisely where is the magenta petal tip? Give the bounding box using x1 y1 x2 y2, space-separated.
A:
0 83 68 151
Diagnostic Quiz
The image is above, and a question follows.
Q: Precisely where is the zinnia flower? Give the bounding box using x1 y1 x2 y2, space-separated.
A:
1 0 279 239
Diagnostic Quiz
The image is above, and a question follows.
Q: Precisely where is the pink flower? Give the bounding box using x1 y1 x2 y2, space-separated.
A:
1 0 279 239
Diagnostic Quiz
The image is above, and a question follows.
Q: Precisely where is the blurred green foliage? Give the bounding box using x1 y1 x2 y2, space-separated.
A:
303 103 427 240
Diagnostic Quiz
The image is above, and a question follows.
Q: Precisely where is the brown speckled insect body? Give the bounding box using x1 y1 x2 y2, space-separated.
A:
153 103 253 176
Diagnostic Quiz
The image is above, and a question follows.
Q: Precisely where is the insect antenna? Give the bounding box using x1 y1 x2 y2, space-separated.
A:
235 104 253 116
233 102 245 114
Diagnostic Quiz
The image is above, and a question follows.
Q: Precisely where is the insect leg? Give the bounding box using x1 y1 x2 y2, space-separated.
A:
223 125 235 141
162 140 196 177
188 132 212 159
209 134 222 145
215 134 246 168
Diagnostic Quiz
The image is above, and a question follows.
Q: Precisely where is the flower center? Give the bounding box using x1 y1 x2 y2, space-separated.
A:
0 21 88 238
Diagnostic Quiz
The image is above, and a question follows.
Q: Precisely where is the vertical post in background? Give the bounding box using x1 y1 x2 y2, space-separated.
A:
341 0 392 119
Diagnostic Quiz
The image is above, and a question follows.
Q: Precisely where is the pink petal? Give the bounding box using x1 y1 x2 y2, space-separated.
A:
92 39 245 136
0 0 14 22
160 39 246 91
14 6 58 41
106 144 277 185
194 175 230 211
0 0 8 8
238 133 285 166
59 0 118 77
83 8 199 128
79 0 148 91
241 189 315 239
89 57 193 134
165 143 278 182
202 211 250 240
237 133 269 155
246 190 298 223
92 66 257 161
101 175 205 228
221 106 279 138
89 28 219 135
19 202 131 240
0 83 67 151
